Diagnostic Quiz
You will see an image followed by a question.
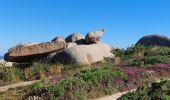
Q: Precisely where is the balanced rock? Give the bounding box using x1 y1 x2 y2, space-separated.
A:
136 34 170 47
52 43 114 65
4 41 66 63
8 43 39 53
65 33 85 44
85 29 105 44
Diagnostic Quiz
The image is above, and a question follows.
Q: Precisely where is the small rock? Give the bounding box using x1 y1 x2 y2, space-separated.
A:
65 33 85 44
85 29 105 44
0 60 13 67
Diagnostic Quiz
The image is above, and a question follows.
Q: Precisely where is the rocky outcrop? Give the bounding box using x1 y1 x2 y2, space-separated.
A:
66 42 77 48
4 41 66 63
4 28 114 65
0 60 13 67
52 43 114 65
65 33 85 44
51 37 65 43
136 34 170 47
85 29 105 44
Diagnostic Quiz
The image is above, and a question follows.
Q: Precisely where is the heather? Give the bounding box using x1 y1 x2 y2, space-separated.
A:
2 45 170 99
22 66 126 99
0 63 63 86
113 45 170 66
119 80 170 100
22 63 170 99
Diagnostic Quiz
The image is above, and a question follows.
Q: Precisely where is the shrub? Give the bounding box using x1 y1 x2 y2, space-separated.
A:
157 47 170 56
119 80 170 100
144 55 167 64
130 60 143 66
27 82 43 91
112 48 126 57
102 82 113 95
24 63 62 80
64 64 82 70
0 66 24 84
124 45 150 57
24 67 126 99
30 63 50 73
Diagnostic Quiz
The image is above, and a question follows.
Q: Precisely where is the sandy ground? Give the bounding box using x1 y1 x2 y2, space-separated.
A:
0 80 135 100
95 78 168 100
0 80 38 92
0 75 166 99
0 73 65 92
95 89 136 100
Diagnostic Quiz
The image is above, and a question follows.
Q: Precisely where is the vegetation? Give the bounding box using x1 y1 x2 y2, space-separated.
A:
113 45 170 66
119 80 170 100
0 63 63 86
23 67 126 99
2 45 170 99
0 66 24 86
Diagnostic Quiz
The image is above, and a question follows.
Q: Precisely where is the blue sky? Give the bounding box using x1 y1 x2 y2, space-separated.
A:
1 0 170 55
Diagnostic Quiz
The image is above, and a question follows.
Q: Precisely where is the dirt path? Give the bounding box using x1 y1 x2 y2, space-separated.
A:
95 89 136 100
0 80 38 92
0 72 67 92
95 78 170 100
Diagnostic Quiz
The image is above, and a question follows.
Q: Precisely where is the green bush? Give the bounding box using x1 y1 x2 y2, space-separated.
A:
56 67 125 96
157 47 170 56
120 80 170 100
113 45 170 67
30 63 50 73
27 82 43 91
26 67 126 99
102 82 113 95
64 64 82 70
130 60 143 66
112 48 126 57
25 63 51 79
0 67 24 83
144 55 167 64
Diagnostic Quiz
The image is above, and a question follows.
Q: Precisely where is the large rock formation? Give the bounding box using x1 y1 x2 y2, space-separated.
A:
65 33 85 44
51 37 65 43
52 43 114 65
66 42 77 48
136 34 170 47
85 29 105 44
4 41 66 63
4 28 114 65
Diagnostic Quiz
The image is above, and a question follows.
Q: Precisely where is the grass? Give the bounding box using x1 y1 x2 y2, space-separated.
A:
24 63 63 80
119 80 170 100
112 45 170 66
23 67 126 99
2 45 170 99
0 66 24 86
0 62 63 86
